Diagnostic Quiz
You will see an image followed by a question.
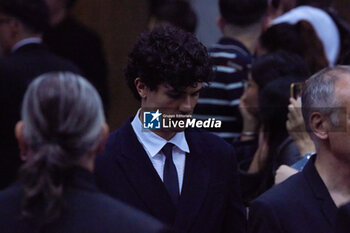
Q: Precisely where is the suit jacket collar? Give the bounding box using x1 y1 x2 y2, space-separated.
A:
57 166 98 193
302 155 337 227
130 110 189 157
116 118 210 232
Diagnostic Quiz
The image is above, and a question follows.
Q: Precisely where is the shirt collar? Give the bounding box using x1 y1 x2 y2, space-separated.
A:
131 109 190 157
12 37 42 53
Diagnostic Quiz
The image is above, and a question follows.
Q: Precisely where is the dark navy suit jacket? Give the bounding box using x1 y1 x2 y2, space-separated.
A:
336 202 350 233
0 43 80 189
0 168 170 233
248 155 338 233
95 119 246 233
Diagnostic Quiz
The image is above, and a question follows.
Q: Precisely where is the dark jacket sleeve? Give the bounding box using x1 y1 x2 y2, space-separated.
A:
336 204 350 233
248 199 284 233
222 144 247 233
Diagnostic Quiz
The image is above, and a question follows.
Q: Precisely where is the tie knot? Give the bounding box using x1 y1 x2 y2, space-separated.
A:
162 143 174 159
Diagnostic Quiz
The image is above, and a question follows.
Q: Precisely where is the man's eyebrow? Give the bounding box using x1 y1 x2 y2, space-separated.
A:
167 86 204 95
167 89 184 94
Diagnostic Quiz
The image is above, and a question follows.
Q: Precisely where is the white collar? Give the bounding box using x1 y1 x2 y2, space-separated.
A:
11 37 42 53
272 6 340 66
131 109 190 157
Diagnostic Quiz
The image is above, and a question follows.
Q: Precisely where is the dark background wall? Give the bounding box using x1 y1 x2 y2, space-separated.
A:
334 0 350 22
71 0 350 130
73 0 148 129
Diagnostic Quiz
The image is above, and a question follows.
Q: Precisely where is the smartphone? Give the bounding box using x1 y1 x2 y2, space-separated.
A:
290 82 305 99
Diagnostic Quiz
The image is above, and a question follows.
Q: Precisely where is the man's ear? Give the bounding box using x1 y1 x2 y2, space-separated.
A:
216 16 225 33
309 112 329 140
96 123 109 154
15 121 28 161
134 77 148 99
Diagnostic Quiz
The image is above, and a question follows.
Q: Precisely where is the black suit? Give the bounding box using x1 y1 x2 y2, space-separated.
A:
0 43 80 189
95 119 246 233
0 167 170 233
248 155 337 233
336 203 350 233
43 16 109 112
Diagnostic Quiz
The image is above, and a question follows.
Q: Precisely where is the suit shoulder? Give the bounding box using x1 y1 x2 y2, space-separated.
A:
101 127 124 152
187 128 233 149
7 48 80 75
0 184 21 202
78 192 169 232
0 185 22 217
253 172 306 207
95 126 126 167
338 203 350 218
186 129 236 165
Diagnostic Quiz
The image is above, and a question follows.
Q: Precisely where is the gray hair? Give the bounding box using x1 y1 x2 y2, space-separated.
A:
22 72 105 155
302 65 350 132
19 72 106 221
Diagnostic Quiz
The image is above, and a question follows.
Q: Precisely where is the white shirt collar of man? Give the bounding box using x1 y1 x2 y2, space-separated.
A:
131 109 190 158
11 37 42 53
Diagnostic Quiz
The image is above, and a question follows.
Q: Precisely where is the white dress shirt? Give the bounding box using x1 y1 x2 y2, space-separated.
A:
11 37 42 53
131 110 189 193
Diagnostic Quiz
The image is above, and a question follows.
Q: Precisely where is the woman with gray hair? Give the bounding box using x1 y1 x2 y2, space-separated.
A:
0 72 170 233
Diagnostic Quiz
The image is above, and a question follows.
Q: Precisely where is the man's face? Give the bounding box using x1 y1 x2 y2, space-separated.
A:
141 82 203 116
0 13 14 56
327 76 350 162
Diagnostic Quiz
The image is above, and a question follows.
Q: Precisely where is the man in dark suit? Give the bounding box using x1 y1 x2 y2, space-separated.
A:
0 169 172 233
0 72 171 233
248 66 350 233
95 26 246 233
43 0 109 113
0 0 80 189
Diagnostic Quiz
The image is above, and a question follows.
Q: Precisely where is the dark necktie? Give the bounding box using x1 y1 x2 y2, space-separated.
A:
162 143 180 205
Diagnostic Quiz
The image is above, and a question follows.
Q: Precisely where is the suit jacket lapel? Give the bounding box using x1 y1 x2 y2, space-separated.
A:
303 155 337 228
174 130 210 233
116 120 177 224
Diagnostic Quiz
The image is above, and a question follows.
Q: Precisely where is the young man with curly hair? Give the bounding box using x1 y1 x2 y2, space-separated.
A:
95 26 246 233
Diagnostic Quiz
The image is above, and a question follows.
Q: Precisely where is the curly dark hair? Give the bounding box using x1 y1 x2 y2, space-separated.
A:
125 26 211 101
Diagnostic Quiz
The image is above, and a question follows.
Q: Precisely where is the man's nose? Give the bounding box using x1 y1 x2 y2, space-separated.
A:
179 96 192 113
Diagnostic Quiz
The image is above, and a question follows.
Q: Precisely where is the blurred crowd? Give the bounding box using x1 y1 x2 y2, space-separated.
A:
0 0 350 232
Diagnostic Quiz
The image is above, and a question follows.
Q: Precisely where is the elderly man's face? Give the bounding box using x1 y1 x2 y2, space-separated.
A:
327 75 350 162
